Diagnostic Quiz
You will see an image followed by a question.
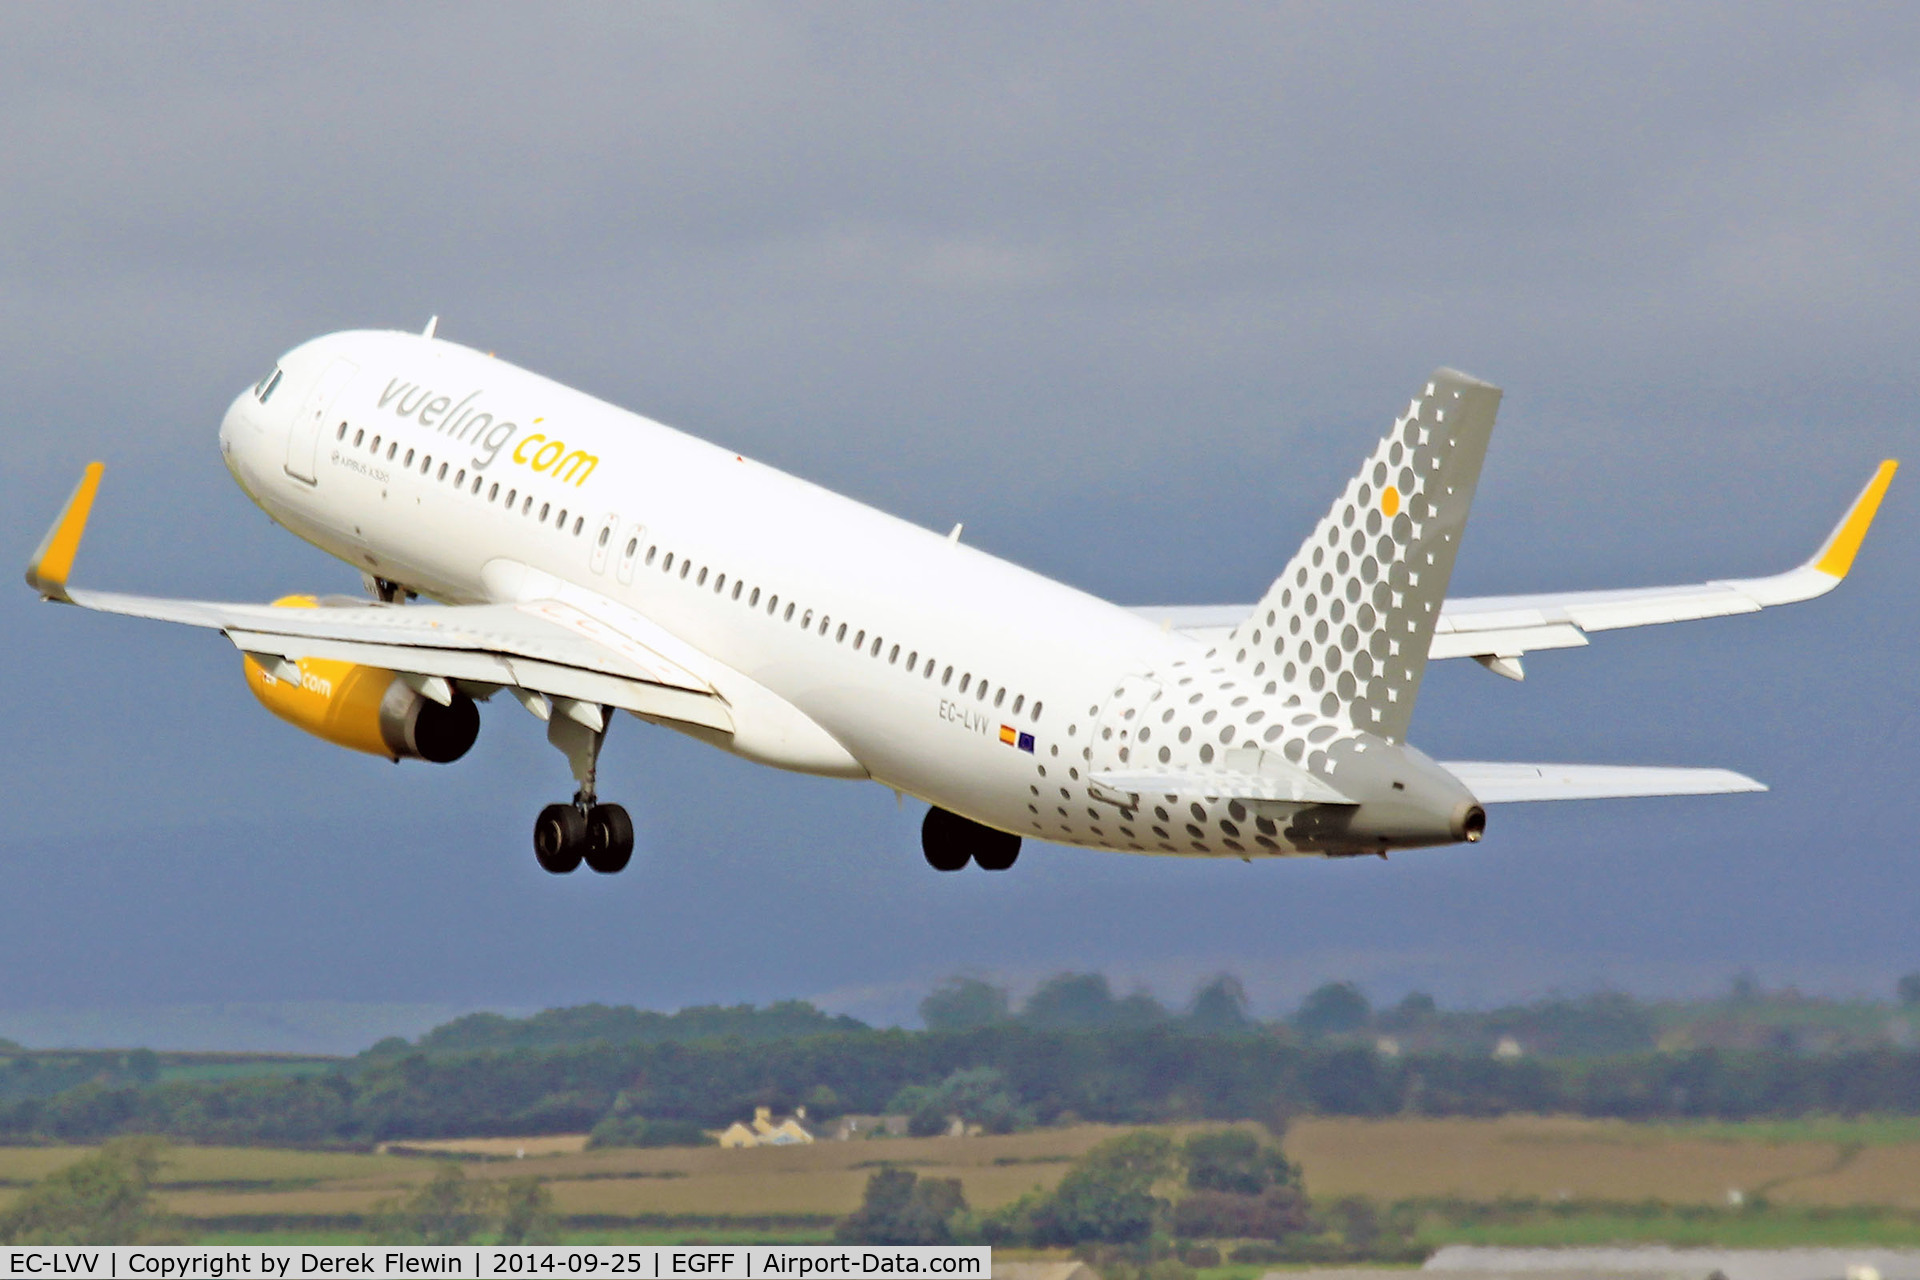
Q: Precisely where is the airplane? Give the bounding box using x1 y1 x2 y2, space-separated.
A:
24 321 1896 875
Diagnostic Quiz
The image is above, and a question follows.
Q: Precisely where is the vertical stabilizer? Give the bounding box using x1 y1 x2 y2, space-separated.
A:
1228 369 1501 741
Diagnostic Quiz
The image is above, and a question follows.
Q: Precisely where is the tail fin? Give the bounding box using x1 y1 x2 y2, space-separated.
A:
1227 369 1501 742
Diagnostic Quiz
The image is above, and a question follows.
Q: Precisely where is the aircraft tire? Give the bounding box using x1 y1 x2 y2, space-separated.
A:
973 830 1021 871
920 807 973 872
534 803 587 874
584 804 635 874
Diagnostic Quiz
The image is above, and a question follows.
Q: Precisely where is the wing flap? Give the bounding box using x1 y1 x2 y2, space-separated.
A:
1442 761 1766 803
226 628 732 731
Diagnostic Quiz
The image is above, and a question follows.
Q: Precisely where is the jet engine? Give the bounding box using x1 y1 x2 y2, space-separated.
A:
243 652 479 762
240 597 478 763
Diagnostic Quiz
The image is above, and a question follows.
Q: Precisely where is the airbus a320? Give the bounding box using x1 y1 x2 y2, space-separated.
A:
26 322 1896 874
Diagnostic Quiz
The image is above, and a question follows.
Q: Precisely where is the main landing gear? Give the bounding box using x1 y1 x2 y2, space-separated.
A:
921 806 1020 872
534 699 635 875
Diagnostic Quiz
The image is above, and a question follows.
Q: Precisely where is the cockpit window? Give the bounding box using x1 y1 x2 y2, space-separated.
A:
255 366 284 403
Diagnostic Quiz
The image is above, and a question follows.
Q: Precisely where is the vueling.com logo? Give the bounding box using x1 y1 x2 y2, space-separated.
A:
378 378 597 486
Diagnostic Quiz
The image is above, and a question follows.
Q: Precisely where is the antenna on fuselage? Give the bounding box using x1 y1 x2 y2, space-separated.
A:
422 315 439 339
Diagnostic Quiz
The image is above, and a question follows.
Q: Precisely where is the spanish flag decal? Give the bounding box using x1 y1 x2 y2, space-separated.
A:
999 725 1017 745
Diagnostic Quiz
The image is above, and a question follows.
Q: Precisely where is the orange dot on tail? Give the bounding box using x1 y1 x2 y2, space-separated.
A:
1382 486 1400 516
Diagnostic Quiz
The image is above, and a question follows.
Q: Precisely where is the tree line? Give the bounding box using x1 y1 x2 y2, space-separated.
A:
4 1023 1919 1146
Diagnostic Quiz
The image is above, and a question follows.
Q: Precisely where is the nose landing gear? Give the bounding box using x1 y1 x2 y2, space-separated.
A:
534 699 635 875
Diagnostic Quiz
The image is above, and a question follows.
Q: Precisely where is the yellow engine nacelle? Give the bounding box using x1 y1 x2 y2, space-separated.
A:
240 597 480 763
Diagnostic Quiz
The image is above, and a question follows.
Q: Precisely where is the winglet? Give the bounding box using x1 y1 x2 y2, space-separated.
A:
1811 459 1898 579
25 462 104 603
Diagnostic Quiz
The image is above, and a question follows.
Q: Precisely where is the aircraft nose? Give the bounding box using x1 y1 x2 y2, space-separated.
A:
220 388 262 486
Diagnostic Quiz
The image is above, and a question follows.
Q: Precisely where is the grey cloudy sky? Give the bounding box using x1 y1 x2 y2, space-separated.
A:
3 4 1918 1051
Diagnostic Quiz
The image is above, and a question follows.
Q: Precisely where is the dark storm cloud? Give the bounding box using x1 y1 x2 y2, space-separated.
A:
2 4 1918 1044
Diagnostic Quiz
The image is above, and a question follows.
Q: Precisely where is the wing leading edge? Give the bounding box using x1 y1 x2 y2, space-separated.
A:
25 463 732 733
1137 460 1897 679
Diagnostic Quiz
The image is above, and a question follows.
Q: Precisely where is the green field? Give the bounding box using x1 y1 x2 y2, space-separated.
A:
6 1116 1920 1246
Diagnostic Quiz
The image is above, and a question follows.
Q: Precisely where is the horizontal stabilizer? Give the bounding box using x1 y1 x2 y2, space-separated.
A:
1442 761 1766 803
1089 766 1352 809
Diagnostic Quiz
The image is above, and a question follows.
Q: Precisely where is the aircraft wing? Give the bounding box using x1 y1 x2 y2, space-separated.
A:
23 464 732 732
1441 761 1766 803
1134 461 1896 679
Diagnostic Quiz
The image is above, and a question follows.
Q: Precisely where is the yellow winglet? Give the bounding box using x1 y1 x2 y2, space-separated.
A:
1813 459 1898 579
25 462 104 602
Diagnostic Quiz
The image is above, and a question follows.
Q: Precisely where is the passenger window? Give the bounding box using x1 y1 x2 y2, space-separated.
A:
663 552 674 571
838 624 849 643
680 560 692 579
750 588 760 606
733 581 744 601
505 488 516 507
994 688 1006 708
540 502 550 521
943 667 954 686
371 435 381 452
819 615 830 636
801 609 812 628
388 442 398 460
522 496 532 515
337 423 348 440
354 429 365 446
714 573 726 593
404 448 415 467
489 483 500 501
959 674 971 693
438 463 448 480
852 629 864 648
574 518 584 535
697 567 708 586
889 645 900 664
977 681 990 702
782 601 792 620
555 507 566 525
1012 694 1025 714
645 546 658 565
1032 702 1044 721
471 475 482 494
454 468 465 485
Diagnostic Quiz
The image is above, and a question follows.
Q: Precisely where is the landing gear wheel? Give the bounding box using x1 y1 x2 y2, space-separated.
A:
973 829 1021 871
534 804 586 874
921 808 973 871
584 804 635 874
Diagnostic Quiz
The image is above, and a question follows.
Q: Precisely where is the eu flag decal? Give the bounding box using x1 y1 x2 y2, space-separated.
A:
1017 732 1035 753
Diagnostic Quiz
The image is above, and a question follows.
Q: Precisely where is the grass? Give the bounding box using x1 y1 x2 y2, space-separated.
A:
7 1116 1920 1244
1403 1201 1920 1248
1646 1116 1920 1146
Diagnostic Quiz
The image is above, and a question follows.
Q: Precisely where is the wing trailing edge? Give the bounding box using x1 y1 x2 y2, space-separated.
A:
1441 761 1766 803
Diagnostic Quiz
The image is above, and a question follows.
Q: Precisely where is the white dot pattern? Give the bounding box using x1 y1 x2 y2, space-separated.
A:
1023 370 1499 860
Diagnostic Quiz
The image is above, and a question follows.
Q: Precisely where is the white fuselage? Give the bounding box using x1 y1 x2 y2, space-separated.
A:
220 329 1256 856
